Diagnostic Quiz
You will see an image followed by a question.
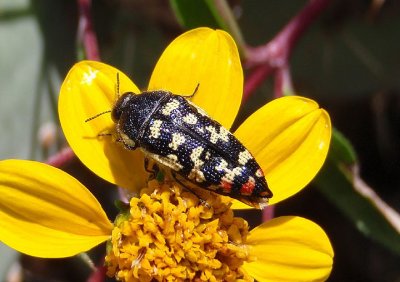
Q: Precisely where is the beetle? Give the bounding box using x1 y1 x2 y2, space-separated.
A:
108 86 273 209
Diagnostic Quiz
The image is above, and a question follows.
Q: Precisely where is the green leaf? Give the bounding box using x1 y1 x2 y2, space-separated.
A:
315 130 400 256
329 128 357 165
169 0 225 29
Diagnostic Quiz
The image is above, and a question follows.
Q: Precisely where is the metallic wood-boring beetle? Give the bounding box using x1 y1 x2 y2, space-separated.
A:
109 87 273 209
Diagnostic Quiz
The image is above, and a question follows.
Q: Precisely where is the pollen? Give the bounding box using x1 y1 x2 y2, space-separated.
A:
105 181 254 282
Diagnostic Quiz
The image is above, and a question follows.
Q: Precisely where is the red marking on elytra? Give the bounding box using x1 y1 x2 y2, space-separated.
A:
220 180 232 193
240 179 255 195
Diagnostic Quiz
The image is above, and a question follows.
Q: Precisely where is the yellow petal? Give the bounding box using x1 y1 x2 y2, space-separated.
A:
0 160 113 258
243 216 333 281
148 27 243 129
59 60 148 191
235 96 331 204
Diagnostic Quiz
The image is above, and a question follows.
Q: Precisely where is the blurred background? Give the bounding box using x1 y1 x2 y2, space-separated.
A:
0 0 399 281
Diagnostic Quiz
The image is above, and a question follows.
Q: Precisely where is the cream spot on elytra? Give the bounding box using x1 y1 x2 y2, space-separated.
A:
238 150 253 165
161 99 180 115
183 113 198 125
168 133 186 150
150 120 162 139
206 126 229 144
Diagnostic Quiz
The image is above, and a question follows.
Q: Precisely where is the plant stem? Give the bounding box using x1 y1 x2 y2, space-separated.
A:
86 265 106 282
46 147 75 167
243 0 330 101
262 205 275 222
77 0 100 61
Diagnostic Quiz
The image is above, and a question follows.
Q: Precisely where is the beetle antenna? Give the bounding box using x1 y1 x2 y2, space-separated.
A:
85 110 112 122
116 72 120 99
186 83 200 99
98 133 113 137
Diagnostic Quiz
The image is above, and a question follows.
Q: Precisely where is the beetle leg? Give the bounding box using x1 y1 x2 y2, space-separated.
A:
144 157 161 181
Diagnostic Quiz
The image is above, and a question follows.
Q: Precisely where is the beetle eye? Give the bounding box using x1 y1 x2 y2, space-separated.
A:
112 92 134 122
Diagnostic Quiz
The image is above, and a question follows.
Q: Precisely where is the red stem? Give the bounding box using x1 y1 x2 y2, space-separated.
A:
246 0 330 67
243 64 273 99
262 205 275 222
46 147 75 167
86 265 106 282
77 0 100 61
243 0 330 102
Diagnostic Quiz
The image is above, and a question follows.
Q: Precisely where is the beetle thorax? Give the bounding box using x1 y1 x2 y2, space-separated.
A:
113 91 171 148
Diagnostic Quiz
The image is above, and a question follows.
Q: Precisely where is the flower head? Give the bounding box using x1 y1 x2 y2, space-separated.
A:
0 28 333 281
105 182 253 281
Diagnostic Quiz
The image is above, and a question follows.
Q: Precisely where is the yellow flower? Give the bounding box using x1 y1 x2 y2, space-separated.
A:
0 28 333 281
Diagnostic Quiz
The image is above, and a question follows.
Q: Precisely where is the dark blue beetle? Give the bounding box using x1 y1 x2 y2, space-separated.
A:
111 90 273 209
